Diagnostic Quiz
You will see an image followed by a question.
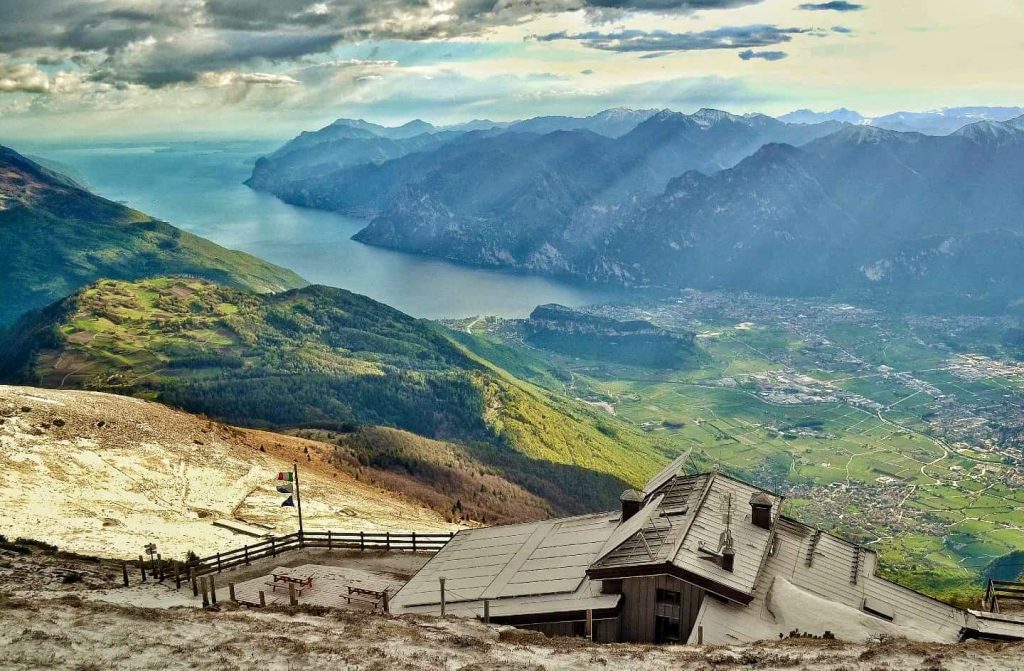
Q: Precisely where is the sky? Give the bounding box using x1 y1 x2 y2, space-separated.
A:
0 0 1022 141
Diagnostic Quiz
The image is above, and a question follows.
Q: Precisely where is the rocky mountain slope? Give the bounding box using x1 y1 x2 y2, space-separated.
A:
0 385 455 558
250 108 841 221
361 116 1024 313
0 278 670 516
0 145 305 327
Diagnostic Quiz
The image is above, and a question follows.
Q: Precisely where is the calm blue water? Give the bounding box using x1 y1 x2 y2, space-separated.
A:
27 140 628 319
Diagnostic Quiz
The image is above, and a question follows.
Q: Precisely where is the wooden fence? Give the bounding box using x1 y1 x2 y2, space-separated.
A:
124 530 455 588
985 579 1024 613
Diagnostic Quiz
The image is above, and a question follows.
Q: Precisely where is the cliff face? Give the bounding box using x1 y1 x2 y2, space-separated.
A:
525 304 698 368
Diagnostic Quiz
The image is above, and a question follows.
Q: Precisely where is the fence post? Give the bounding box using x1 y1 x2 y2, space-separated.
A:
229 582 236 603
288 582 297 607
697 625 704 645
174 562 181 590
259 590 266 607
209 576 217 605
244 545 250 565
439 577 446 617
360 531 365 551
386 531 390 551
271 537 276 557
216 552 222 573
483 599 490 624
122 562 129 587
327 530 332 551
382 589 389 614
190 567 198 597
412 532 417 552
200 575 209 607
586 609 593 641
139 555 147 583
157 554 164 582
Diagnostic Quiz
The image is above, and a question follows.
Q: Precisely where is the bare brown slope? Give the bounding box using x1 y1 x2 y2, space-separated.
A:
0 385 456 559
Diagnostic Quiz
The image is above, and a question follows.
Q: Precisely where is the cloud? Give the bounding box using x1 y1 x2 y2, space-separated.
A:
831 25 853 33
738 49 787 61
798 2 864 11
199 71 301 87
0 61 51 93
584 0 763 8
535 25 807 52
0 0 779 93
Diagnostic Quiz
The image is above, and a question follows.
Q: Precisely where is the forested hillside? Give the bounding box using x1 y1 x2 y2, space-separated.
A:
0 278 671 516
0 145 305 327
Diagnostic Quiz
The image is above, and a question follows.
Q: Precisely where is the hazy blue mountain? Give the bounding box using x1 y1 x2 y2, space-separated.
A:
443 119 510 132
246 128 461 192
359 116 1024 312
353 109 844 267
265 107 841 224
778 106 1024 135
779 108 866 125
506 108 659 138
583 118 1024 310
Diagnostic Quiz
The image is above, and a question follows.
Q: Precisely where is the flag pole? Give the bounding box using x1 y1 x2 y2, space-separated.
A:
293 461 304 537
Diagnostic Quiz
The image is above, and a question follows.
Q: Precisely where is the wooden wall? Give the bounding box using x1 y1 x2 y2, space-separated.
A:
522 617 619 642
619 575 705 643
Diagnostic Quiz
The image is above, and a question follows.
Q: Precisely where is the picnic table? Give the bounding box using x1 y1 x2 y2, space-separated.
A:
344 585 390 610
265 572 314 595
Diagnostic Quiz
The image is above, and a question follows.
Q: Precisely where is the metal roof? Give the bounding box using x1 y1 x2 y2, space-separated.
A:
689 515 969 644
590 472 782 602
641 450 692 498
390 510 621 614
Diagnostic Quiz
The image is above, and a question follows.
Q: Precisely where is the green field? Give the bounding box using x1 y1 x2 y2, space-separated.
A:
453 302 1024 602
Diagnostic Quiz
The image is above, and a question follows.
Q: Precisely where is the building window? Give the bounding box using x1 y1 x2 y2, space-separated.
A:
655 588 682 643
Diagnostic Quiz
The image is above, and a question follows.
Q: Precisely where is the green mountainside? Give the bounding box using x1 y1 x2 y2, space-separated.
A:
0 278 671 515
0 145 306 327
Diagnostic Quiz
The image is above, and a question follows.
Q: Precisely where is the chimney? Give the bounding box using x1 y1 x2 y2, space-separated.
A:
620 489 643 522
750 492 774 530
721 544 736 572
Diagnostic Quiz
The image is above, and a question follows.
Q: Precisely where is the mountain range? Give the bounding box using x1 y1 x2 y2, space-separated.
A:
0 145 305 327
250 107 1024 313
779 106 1024 135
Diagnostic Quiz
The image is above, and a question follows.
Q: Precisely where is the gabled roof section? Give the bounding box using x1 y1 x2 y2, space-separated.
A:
588 471 783 603
591 474 708 569
592 493 665 565
641 450 692 498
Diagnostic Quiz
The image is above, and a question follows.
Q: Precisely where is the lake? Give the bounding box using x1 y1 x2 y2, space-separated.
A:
29 140 629 319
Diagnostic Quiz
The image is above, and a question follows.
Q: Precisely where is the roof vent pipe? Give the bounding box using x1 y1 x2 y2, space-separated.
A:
620 489 643 522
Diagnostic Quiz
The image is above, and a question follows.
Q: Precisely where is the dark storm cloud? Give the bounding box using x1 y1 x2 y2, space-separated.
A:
0 1 195 54
0 0 774 91
798 2 864 11
536 25 806 53
738 49 787 60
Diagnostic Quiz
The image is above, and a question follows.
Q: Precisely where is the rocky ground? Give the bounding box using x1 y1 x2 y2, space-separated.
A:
2 543 1023 671
0 385 456 559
